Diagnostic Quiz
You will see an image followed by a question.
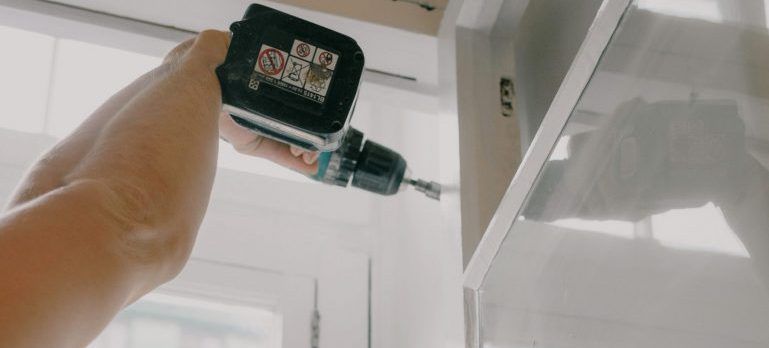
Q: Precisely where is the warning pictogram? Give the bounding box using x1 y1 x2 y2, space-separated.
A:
256 45 286 76
282 56 310 88
313 48 338 70
297 43 311 57
291 39 316 61
319 52 333 67
306 65 332 96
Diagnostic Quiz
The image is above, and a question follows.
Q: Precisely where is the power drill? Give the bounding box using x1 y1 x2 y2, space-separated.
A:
216 4 440 200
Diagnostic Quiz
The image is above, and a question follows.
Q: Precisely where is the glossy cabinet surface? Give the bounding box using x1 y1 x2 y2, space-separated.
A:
473 0 769 347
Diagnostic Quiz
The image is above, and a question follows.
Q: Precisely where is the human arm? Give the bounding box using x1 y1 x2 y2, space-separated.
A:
0 30 223 347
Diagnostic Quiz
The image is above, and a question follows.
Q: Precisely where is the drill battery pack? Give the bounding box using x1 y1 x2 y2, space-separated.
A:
216 4 365 151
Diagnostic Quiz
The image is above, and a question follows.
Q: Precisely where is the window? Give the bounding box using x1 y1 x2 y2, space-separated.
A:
89 293 280 348
0 26 54 133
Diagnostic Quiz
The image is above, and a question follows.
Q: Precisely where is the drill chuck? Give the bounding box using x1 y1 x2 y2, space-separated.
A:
352 141 408 195
313 128 441 200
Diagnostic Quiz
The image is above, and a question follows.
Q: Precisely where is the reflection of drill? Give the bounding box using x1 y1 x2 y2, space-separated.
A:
311 128 441 200
523 98 769 294
525 98 748 221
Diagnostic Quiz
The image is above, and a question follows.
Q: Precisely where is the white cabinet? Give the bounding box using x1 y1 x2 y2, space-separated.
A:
462 0 769 347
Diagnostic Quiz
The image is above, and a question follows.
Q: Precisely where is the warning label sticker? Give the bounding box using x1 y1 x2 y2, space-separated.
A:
251 39 340 104
314 49 338 70
291 40 316 60
256 45 287 77
282 56 311 87
305 65 333 96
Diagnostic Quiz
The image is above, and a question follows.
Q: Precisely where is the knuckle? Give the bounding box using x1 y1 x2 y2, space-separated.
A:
233 137 263 155
198 29 226 40
163 38 194 63
188 30 230 68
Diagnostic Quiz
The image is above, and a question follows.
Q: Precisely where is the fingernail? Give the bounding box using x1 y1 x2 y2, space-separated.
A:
290 146 303 157
303 152 318 164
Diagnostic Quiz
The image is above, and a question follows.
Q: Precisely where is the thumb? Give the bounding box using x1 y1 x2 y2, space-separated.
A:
186 30 231 70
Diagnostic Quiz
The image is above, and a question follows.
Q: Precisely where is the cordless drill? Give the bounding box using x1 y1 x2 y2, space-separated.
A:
216 4 440 200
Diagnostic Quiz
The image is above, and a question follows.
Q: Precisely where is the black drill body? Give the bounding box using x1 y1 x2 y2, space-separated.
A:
216 4 440 199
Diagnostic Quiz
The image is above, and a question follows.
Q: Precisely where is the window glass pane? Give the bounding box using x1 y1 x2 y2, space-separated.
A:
46 39 161 138
0 26 55 133
89 293 280 348
479 1 769 347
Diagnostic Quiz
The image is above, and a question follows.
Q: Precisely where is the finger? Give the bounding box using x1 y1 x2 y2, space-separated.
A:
187 29 231 70
268 142 319 175
245 138 319 175
302 151 319 164
290 145 304 157
218 113 318 174
219 112 258 147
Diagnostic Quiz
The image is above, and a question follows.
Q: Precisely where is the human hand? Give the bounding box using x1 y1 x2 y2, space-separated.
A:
218 112 320 175
167 30 319 175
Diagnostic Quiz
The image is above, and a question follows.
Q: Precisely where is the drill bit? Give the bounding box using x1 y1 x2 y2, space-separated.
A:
405 178 441 201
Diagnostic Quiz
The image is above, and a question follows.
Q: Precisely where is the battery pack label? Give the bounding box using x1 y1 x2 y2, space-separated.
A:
255 45 287 76
251 39 339 104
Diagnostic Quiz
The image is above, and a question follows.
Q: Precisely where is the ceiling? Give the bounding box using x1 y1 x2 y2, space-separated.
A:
46 0 441 85
273 0 449 35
